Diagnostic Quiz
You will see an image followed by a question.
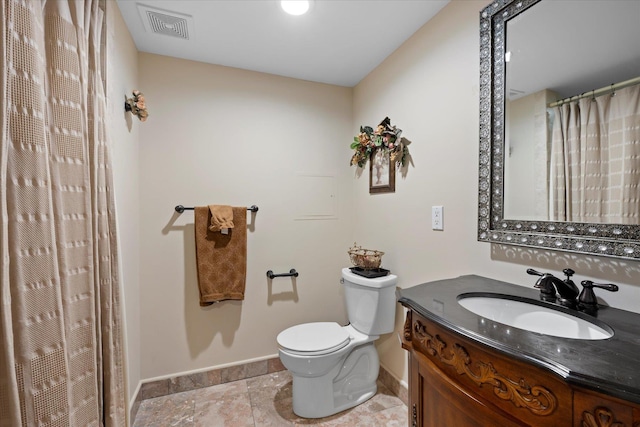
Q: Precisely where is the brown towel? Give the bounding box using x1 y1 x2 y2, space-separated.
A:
208 204 234 232
195 206 247 305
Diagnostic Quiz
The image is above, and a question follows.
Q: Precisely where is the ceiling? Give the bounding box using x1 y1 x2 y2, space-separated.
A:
115 0 449 87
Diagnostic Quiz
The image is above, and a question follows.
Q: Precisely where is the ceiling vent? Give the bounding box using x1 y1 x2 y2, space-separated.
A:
137 3 193 40
508 88 526 100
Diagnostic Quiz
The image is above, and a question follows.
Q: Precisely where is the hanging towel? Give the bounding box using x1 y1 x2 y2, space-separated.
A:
208 204 234 232
194 206 247 305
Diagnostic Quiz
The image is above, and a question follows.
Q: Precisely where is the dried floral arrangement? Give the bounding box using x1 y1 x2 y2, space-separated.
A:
348 243 384 269
125 90 149 122
350 117 409 168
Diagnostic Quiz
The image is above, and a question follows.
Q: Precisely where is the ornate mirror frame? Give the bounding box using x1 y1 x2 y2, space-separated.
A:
477 0 640 260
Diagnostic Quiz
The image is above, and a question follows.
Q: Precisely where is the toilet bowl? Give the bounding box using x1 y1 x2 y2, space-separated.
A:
276 268 397 418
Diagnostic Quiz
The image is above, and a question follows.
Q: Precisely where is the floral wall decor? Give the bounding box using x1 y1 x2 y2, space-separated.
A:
350 117 410 168
124 90 149 122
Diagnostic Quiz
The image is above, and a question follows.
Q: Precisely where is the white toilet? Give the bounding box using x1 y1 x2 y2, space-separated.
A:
276 267 398 418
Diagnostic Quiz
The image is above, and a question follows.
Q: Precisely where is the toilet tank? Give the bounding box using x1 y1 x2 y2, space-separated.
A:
341 268 398 335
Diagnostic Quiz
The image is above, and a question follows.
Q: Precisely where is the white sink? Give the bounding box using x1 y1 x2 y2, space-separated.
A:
458 294 613 340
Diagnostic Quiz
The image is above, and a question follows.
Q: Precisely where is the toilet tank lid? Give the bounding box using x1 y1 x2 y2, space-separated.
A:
342 268 397 288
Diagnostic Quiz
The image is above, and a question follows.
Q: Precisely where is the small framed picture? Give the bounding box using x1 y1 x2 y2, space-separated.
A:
369 148 395 194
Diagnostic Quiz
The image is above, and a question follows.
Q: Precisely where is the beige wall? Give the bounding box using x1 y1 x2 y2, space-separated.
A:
106 1 141 409
137 53 354 379
355 0 640 385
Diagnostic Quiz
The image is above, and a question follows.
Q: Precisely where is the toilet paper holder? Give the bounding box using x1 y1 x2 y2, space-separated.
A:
267 269 299 279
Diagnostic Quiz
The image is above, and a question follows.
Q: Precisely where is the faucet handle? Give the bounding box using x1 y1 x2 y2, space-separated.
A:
562 268 575 279
526 268 544 277
578 280 619 314
580 280 619 293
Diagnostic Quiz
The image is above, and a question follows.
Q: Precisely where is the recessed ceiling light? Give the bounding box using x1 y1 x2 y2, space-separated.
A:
281 0 311 16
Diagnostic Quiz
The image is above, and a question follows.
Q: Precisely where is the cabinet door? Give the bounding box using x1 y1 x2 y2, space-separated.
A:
413 349 526 427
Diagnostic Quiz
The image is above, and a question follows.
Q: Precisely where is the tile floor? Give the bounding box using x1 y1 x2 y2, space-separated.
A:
133 370 408 426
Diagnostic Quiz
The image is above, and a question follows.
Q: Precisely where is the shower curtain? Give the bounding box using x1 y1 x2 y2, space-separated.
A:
0 0 126 426
550 84 640 223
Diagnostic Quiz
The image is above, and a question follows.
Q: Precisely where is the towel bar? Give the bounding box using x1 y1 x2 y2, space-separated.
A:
267 269 298 279
175 205 259 213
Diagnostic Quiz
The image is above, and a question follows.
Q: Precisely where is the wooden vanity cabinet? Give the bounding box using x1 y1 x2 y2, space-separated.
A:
403 310 640 427
573 388 640 427
408 347 532 427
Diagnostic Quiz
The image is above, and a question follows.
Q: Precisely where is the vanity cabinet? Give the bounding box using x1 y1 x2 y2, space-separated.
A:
573 389 640 427
402 310 640 427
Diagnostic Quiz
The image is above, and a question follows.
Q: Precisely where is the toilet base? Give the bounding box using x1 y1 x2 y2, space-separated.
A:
292 376 376 418
287 342 380 419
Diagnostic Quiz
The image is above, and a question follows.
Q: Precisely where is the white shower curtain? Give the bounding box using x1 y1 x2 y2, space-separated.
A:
550 84 640 223
0 0 126 426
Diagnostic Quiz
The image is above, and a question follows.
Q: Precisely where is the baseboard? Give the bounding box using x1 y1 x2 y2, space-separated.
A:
129 355 285 422
378 364 408 406
128 380 142 426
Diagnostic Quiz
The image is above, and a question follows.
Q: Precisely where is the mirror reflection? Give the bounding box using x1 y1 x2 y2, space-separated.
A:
503 1 640 224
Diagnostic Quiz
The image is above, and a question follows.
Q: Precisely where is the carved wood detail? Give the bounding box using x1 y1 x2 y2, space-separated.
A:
413 319 557 416
582 407 626 427
401 312 413 351
404 311 412 342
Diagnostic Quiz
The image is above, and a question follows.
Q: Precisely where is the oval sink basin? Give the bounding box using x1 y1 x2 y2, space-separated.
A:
458 294 613 340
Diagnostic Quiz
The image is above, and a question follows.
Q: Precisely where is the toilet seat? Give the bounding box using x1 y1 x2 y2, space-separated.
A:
277 322 350 356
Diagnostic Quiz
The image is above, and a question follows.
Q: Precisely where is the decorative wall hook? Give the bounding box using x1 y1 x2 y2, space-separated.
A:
125 90 149 122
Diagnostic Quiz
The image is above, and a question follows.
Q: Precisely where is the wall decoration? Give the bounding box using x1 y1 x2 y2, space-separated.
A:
350 117 409 169
124 90 149 121
369 148 395 194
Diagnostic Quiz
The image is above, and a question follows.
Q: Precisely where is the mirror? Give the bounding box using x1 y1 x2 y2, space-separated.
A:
478 0 640 259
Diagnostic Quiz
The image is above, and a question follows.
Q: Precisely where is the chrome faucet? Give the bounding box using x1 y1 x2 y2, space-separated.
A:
526 268 580 308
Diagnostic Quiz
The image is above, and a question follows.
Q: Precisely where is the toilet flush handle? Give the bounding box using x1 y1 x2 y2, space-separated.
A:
340 278 345 284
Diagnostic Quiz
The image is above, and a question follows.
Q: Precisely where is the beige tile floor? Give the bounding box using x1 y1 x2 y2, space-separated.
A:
133 370 407 426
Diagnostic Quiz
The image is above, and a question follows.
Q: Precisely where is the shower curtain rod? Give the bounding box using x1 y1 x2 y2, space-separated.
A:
548 75 640 108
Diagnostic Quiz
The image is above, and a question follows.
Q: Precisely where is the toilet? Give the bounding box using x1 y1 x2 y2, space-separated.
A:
276 267 398 418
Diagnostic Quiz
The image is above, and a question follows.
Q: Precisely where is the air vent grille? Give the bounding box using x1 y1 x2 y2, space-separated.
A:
508 88 526 100
146 11 189 39
136 4 193 41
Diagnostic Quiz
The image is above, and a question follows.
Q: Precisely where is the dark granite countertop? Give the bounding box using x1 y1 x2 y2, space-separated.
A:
397 275 640 404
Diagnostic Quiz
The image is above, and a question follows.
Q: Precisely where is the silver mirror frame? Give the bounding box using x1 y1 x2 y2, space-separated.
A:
477 0 640 260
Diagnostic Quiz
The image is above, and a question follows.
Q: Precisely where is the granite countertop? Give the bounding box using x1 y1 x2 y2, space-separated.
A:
397 275 640 404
